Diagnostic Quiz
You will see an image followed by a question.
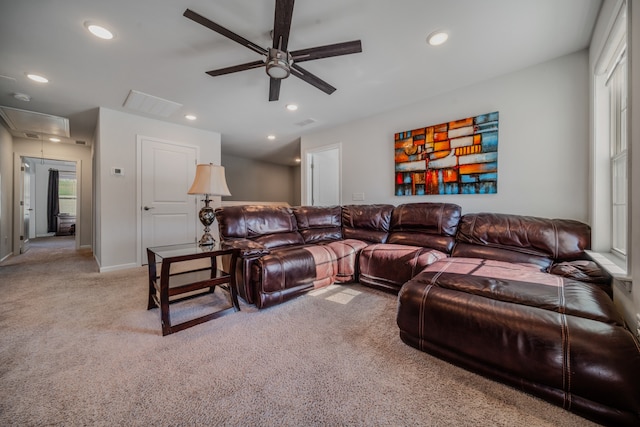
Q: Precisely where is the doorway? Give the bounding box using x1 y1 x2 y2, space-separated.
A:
304 144 341 206
19 158 32 253
15 156 80 253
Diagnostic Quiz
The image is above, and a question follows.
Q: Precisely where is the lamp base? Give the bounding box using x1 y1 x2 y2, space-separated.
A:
197 196 216 246
198 232 216 246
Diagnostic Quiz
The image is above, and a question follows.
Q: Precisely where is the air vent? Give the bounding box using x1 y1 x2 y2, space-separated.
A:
75 140 87 145
123 90 183 118
295 118 317 127
25 133 40 139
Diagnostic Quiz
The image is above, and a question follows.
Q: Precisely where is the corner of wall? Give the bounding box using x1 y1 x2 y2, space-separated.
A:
0 124 14 260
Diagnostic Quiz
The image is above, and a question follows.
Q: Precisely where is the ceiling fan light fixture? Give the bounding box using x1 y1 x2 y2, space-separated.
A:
183 5 362 101
266 48 291 79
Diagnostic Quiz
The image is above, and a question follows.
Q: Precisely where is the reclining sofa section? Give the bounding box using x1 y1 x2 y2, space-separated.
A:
216 204 640 426
215 203 457 308
397 213 640 426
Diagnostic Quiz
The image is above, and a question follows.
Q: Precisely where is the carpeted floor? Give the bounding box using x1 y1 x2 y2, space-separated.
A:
0 238 600 426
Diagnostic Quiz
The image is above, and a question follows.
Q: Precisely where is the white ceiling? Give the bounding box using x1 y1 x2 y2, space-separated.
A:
0 0 601 165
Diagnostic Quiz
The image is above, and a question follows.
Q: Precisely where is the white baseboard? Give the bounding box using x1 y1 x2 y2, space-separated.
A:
99 262 140 273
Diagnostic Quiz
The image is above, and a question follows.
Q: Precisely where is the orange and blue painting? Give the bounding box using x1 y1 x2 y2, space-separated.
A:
394 111 498 196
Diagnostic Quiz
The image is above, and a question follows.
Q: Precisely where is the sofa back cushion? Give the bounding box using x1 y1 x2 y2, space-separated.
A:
293 205 342 243
387 202 461 253
341 204 393 243
452 213 591 269
215 205 304 249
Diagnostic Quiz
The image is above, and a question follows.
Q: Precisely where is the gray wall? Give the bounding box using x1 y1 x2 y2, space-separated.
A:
95 108 221 271
222 154 301 206
301 50 590 222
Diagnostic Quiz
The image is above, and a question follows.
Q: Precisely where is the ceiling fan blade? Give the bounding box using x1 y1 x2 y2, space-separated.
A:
206 60 265 77
291 40 362 63
184 9 267 56
290 64 336 95
272 0 295 51
269 78 282 101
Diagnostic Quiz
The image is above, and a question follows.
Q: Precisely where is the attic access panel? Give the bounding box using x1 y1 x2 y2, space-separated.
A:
0 105 70 138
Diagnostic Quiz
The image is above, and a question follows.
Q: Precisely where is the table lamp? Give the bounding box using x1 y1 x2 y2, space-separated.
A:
187 164 231 246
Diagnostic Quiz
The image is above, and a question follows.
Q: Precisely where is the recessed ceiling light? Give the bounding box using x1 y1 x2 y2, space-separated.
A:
14 93 31 102
185 114 197 121
49 137 61 143
286 104 298 111
295 158 301 163
85 22 114 40
26 73 48 83
267 135 276 140
427 31 449 46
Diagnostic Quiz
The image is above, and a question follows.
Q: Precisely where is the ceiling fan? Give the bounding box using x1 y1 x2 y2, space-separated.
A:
183 0 362 101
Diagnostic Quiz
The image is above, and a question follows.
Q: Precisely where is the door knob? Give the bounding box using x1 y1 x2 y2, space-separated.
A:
144 206 154 211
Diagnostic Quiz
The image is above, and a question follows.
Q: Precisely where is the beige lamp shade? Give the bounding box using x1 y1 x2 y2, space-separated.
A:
188 164 231 196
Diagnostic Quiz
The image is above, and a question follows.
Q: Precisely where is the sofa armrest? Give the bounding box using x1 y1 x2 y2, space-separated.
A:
221 239 270 257
218 239 270 305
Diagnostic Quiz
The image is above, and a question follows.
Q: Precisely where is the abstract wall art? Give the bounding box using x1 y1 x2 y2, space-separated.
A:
394 111 499 196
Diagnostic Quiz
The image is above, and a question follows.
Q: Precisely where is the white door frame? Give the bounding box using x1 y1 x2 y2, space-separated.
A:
136 135 200 266
302 143 342 206
19 158 32 254
13 153 82 254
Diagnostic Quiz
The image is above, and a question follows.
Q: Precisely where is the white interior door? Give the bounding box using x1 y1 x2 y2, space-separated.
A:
307 145 341 206
19 159 32 254
140 137 198 263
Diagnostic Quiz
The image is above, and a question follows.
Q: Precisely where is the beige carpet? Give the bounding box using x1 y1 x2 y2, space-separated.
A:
0 237 599 426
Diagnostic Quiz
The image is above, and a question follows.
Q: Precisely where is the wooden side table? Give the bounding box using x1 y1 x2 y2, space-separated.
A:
146 243 240 336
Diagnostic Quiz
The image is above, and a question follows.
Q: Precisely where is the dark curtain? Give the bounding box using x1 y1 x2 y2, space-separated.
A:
47 169 59 232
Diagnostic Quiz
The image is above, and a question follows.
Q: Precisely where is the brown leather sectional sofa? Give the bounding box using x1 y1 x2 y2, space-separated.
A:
215 203 640 426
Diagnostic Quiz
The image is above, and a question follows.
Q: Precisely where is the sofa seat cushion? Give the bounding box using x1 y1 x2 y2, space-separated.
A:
324 239 369 283
397 275 640 426
251 245 338 308
414 257 623 324
359 244 447 293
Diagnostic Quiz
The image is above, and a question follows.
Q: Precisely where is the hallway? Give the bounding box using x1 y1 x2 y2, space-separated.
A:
0 235 92 270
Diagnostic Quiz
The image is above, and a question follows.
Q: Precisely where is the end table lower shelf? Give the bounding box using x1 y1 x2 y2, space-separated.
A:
146 243 240 336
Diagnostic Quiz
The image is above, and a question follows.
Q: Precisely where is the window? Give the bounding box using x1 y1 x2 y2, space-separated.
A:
591 1 629 273
58 173 77 216
608 49 628 258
